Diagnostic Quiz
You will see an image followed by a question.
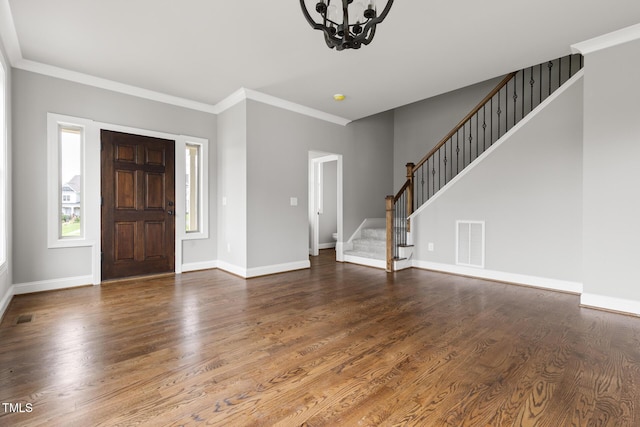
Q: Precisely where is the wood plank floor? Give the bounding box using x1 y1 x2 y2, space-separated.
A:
1 250 639 426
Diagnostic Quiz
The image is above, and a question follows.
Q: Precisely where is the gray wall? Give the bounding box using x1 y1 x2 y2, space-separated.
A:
319 160 337 245
246 100 394 269
583 38 640 302
411 77 583 282
217 101 247 269
11 69 217 284
393 77 502 189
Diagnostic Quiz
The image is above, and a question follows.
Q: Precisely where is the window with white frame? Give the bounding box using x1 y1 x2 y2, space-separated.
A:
185 143 200 232
0 61 6 266
47 114 93 248
178 137 208 240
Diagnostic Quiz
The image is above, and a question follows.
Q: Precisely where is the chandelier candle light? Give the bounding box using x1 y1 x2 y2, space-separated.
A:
300 0 394 50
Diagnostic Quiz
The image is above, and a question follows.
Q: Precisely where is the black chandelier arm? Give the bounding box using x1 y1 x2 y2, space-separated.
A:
300 0 328 32
360 0 394 38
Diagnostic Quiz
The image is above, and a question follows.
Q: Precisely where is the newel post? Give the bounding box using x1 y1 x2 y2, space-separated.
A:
406 162 414 231
385 195 394 273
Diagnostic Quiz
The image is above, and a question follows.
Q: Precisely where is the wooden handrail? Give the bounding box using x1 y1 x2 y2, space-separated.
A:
412 71 517 172
393 179 411 203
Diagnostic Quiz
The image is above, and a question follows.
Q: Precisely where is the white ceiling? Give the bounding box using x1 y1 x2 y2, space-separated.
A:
4 0 640 121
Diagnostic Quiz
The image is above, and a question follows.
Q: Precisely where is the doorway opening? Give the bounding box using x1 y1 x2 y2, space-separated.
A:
309 152 343 261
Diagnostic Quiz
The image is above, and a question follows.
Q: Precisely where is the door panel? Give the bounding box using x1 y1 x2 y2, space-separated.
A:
101 130 175 280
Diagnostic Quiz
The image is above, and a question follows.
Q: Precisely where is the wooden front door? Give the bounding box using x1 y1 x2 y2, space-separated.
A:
101 130 175 280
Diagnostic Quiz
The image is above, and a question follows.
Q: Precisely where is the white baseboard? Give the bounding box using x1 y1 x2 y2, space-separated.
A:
217 260 311 278
581 293 640 317
216 261 248 278
412 260 583 294
0 285 14 321
246 260 310 278
181 260 218 273
318 242 336 249
343 254 385 270
12 275 94 295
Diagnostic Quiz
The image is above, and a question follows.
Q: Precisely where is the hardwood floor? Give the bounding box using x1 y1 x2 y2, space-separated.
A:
1 250 639 426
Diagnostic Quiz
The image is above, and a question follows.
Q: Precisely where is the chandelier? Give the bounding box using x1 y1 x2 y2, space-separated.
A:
300 0 394 51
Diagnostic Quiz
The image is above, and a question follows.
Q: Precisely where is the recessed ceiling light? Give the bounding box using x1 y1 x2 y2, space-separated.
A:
333 94 346 101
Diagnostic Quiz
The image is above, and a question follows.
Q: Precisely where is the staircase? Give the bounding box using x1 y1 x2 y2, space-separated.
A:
343 220 413 270
384 54 584 272
347 225 386 255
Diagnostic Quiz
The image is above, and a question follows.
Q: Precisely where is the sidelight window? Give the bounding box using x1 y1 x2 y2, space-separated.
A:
185 143 200 232
0 61 6 266
47 114 93 248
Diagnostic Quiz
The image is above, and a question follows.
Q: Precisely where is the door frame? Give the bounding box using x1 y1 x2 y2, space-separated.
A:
77 120 208 284
308 152 343 261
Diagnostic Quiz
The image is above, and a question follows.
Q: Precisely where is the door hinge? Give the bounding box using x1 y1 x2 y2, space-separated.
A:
101 196 103 206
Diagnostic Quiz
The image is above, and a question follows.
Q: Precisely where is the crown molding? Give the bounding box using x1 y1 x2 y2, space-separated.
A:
0 0 352 125
213 87 351 126
244 88 352 126
15 59 219 114
0 0 21 65
571 23 640 55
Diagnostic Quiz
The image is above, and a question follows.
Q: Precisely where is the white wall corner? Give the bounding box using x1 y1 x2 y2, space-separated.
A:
245 260 310 278
212 87 247 115
182 260 218 273
580 293 640 317
0 284 14 321
571 23 640 55
13 275 93 295
216 260 249 278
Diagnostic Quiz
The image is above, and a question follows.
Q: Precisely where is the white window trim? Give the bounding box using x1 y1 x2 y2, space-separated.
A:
0 59 6 268
47 113 97 249
47 114 210 281
176 136 209 241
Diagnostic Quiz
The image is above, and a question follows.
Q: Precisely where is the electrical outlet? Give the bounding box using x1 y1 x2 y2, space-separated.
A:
290 197 298 206
227 243 231 253
428 242 434 251
222 196 227 206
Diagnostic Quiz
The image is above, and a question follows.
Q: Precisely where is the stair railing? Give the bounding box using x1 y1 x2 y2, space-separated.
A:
386 54 583 272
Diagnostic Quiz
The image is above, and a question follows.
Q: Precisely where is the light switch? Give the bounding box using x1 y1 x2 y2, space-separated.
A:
290 197 298 206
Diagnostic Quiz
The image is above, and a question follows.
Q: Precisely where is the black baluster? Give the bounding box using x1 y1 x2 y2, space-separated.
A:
421 166 424 205
559 56 562 86
530 67 534 113
521 68 524 121
475 112 478 159
438 147 442 190
497 90 501 139
468 121 472 163
513 74 518 126
483 105 487 151
444 142 448 185
432 159 435 196
548 61 553 96
539 63 542 106
456 130 460 174
505 81 509 130
490 98 493 145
